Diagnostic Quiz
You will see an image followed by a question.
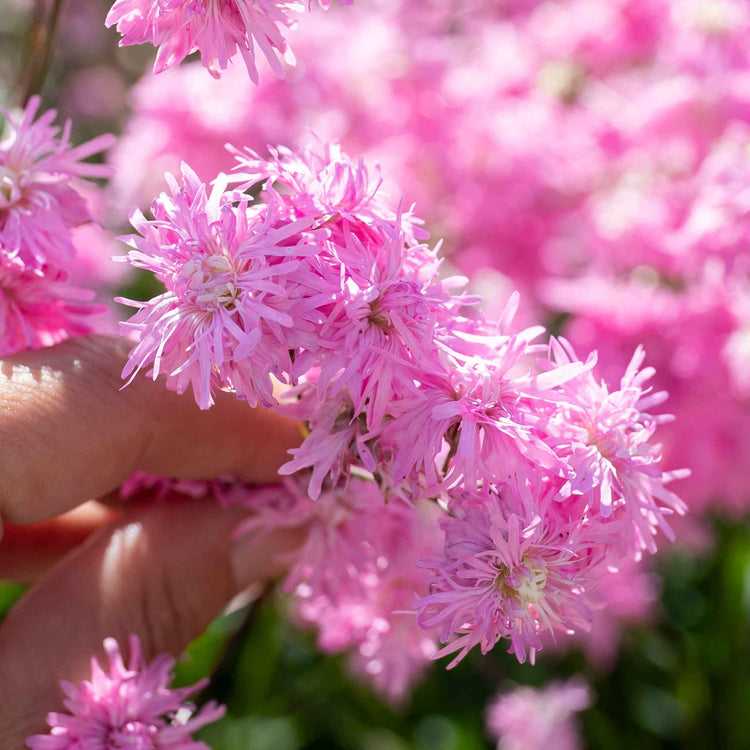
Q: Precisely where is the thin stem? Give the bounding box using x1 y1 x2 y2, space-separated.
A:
15 0 66 107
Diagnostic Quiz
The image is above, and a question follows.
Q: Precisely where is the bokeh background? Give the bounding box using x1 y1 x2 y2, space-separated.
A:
0 1 748 747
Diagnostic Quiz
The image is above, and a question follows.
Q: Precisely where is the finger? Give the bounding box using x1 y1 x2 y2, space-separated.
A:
0 502 118 581
0 335 302 525
0 495 304 745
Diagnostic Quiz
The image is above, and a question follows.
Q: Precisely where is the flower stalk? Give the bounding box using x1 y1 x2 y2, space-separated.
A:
15 0 67 107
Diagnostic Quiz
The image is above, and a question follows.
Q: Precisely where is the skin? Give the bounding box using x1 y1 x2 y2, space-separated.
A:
0 335 304 747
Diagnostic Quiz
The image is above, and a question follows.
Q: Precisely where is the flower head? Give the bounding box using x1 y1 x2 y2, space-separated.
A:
118 163 325 408
543 339 689 556
230 140 426 245
117 137 691 680
26 635 224 749
0 254 102 356
0 96 113 274
486 678 591 750
106 0 305 82
417 480 613 666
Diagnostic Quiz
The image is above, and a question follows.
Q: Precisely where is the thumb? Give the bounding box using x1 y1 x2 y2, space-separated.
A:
0 495 302 747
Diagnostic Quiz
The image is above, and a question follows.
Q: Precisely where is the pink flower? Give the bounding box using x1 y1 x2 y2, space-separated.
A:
237 476 403 605
238 477 442 702
544 340 688 556
0 96 113 274
417 480 613 667
230 140 426 245
278 390 375 499
0 255 102 356
119 470 237 501
542 270 745 517
378 330 588 500
26 635 224 749
486 678 591 750
310 228 460 432
106 0 304 82
118 164 324 409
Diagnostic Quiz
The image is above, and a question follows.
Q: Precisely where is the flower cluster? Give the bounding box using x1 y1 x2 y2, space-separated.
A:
113 0 747 516
110 0 747 667
106 0 351 82
26 635 224 749
0 97 113 355
118 140 685 673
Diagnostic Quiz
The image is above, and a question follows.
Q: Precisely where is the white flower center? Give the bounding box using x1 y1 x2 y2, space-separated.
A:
515 560 548 605
181 254 240 311
497 557 549 606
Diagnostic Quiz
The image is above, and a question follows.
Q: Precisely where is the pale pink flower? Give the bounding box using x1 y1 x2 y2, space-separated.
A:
119 471 225 501
417 481 613 667
230 140 427 246
310 229 461 432
544 339 688 556
237 476 400 604
106 0 304 82
26 635 224 749
378 332 589 500
239 477 442 702
274 233 472 488
0 96 113 274
486 678 591 750
278 391 374 500
119 471 294 514
543 272 746 517
118 163 324 409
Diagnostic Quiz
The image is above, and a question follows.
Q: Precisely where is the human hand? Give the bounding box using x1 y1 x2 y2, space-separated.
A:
0 335 303 747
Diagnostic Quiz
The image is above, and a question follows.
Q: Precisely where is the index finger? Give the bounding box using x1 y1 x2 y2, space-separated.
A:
0 335 301 525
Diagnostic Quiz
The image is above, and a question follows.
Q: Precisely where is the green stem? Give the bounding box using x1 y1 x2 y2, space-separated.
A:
15 0 66 107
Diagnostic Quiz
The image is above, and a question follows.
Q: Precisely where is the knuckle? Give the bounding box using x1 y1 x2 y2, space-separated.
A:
105 517 206 657
135 566 197 656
